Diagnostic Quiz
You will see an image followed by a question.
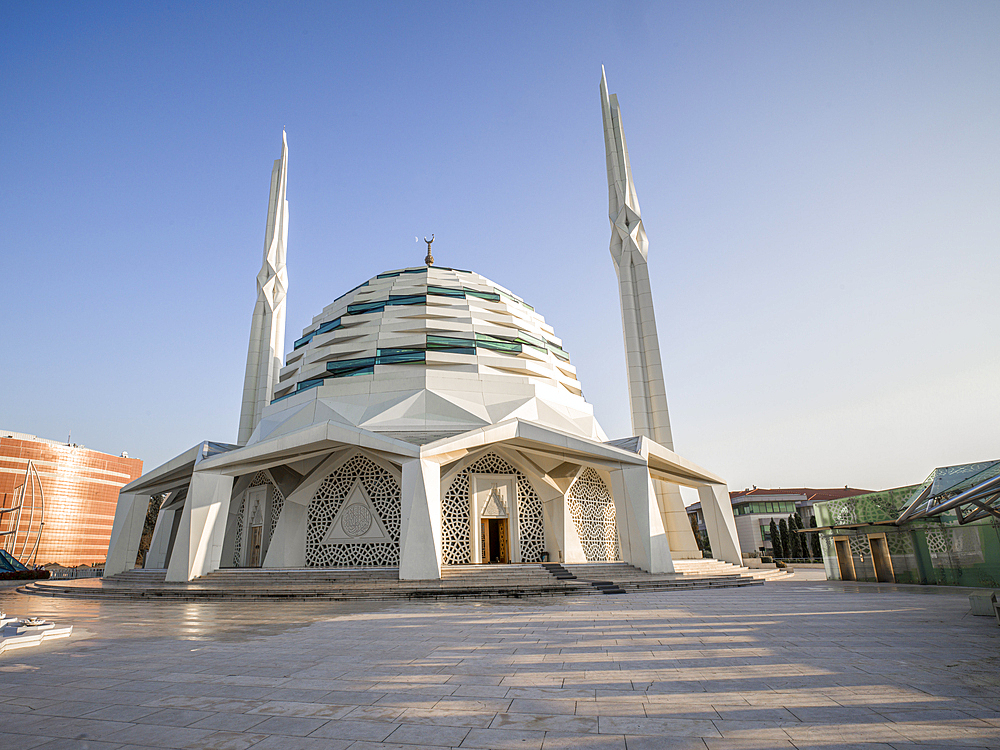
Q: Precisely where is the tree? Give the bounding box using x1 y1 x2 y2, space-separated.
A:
809 516 822 560
134 494 163 567
778 518 790 560
690 515 703 552
789 513 803 558
769 518 781 558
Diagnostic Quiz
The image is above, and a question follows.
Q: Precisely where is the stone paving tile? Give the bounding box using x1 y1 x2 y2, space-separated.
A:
2 582 1000 750
250 737 352 750
491 711 600 734
242 714 330 736
599 715 721 737
247 699 356 718
508 698 577 715
343 704 408 722
307 718 400 741
33 741 125 750
623 737 708 750
435 695 513 712
396 706 496 727
261 686 339 702
712 707 798 722
23 699 110 718
541 731 627 749
5 736 80 750
186 711 270 731
460 726 546 749
385 722 471 746
134 707 217 726
194 730 272 750
103 722 218 747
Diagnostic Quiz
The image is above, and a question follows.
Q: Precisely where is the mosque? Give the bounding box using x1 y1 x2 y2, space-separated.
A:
105 70 742 582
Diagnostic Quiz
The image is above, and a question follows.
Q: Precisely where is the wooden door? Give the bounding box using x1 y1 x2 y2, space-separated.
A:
834 537 855 581
868 535 894 583
249 525 263 567
497 519 509 564
481 519 509 564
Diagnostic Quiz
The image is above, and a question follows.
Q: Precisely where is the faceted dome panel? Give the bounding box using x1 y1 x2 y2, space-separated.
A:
251 266 606 444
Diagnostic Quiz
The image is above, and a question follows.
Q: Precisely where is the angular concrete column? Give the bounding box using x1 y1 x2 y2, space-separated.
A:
656 481 701 559
609 464 674 574
166 471 235 582
144 503 175 569
263 499 307 568
399 458 442 580
698 482 743 565
105 491 150 576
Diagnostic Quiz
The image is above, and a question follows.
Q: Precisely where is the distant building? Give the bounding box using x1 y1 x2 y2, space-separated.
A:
813 461 1000 587
688 487 871 557
0 430 143 567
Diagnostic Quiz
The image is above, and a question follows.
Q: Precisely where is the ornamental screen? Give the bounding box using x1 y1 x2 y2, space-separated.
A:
441 453 545 564
567 467 620 562
306 455 401 567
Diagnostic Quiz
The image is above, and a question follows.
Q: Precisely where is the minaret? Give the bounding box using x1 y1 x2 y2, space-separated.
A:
238 131 289 445
600 68 700 558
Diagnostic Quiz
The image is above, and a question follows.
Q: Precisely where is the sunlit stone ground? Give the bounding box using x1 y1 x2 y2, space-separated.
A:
1 574 998 750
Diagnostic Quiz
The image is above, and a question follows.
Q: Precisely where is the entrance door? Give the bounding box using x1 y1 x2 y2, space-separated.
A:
868 534 895 583
834 537 855 581
248 525 263 567
480 518 509 564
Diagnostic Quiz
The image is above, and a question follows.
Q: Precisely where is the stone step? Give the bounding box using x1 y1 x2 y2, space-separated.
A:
21 559 767 601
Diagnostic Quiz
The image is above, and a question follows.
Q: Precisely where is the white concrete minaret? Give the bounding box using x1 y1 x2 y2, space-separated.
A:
238 131 289 445
600 68 700 558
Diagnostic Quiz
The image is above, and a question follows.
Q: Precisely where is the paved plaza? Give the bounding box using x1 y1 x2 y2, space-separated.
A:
0 575 998 750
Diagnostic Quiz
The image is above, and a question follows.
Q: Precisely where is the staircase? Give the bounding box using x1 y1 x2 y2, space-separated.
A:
542 563 626 594
20 559 775 601
21 565 587 602
561 561 766 591
672 558 791 581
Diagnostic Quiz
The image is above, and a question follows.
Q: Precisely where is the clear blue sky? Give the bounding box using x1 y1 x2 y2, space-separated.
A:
3 1 997 492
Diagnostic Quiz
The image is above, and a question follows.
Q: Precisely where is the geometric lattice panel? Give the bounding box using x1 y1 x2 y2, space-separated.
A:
517 473 545 564
233 470 282 567
567 467 620 562
306 454 401 567
440 452 545 564
442 472 472 566
232 496 246 566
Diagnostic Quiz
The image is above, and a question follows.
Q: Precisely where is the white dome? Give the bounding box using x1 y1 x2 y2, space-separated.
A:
249 266 606 445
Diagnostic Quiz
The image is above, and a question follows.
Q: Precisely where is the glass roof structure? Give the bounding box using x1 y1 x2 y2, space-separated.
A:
896 460 1000 525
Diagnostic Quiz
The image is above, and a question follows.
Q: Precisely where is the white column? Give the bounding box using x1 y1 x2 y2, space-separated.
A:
698 483 743 565
239 131 289 445
166 471 234 582
144 504 175 569
104 491 150 576
263 499 307 568
562 489 587 564
399 458 442 580
600 69 701 562
657 481 701 559
608 464 674 574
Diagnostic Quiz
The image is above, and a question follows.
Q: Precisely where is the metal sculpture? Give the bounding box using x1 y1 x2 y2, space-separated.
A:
0 460 44 566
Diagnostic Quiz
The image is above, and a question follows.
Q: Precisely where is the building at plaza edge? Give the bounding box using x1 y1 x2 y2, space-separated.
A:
105 71 742 582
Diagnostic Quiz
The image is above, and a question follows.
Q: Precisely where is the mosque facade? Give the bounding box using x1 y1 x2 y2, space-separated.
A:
105 72 742 582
